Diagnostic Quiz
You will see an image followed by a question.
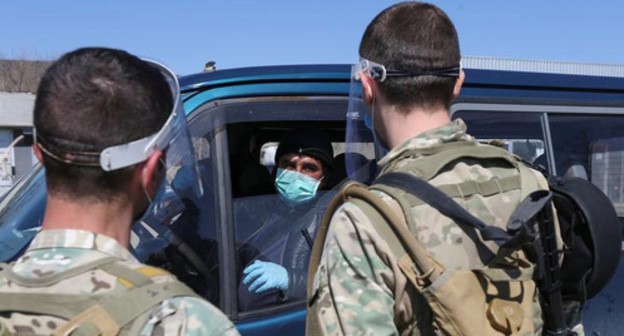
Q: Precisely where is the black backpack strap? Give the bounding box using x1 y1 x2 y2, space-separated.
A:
373 172 551 251
385 141 521 181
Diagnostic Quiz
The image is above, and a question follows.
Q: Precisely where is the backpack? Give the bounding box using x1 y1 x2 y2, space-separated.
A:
306 143 621 335
0 257 199 336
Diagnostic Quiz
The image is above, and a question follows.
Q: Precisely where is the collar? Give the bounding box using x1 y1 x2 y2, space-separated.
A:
26 229 136 261
378 118 473 167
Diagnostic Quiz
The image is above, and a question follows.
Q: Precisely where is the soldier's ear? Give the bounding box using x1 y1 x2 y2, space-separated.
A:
361 74 376 106
452 70 465 99
140 150 165 194
32 144 44 163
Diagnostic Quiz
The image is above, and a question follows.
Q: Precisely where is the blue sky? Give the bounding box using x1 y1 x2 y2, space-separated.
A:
2 1 623 75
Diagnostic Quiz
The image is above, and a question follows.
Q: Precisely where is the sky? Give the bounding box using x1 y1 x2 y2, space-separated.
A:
1 1 623 76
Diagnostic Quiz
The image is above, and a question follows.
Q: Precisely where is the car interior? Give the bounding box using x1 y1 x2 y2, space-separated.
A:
226 120 359 312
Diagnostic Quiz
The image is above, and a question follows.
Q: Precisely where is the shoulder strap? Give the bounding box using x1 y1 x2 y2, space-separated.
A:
306 182 442 295
53 280 198 336
344 183 441 282
388 142 520 181
0 259 198 336
306 183 351 301
375 172 551 249
374 172 513 245
57 262 199 336
346 195 444 290
305 182 442 336
0 256 119 287
306 184 352 336
392 175 522 207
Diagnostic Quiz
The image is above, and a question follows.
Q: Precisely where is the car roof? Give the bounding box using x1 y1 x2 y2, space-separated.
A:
179 64 352 92
180 58 624 96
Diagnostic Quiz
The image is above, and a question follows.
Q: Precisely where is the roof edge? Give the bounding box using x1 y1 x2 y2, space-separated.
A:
462 56 624 78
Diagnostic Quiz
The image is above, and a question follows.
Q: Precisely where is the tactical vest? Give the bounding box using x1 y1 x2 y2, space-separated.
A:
307 141 554 336
0 256 199 336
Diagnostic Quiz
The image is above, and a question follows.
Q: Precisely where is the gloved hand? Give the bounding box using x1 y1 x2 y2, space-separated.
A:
243 260 289 293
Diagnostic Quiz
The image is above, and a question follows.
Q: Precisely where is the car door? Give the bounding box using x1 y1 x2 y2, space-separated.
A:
183 86 372 334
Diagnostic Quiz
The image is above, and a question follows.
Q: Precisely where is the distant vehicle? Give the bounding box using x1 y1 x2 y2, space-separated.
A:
2 57 624 335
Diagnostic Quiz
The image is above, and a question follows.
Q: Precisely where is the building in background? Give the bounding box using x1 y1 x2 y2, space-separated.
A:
0 59 51 196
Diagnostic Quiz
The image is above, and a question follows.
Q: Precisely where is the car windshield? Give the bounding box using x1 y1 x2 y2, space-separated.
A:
0 163 46 262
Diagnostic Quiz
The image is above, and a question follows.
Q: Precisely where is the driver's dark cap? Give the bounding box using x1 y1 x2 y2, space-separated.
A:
275 128 334 172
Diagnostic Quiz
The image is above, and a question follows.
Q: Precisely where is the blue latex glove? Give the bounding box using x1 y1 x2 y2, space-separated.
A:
243 260 289 293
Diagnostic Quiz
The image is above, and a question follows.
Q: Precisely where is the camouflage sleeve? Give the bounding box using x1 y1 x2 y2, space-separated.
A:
140 297 240 335
312 202 399 336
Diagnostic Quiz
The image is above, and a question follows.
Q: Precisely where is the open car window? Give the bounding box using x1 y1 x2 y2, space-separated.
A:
187 96 376 318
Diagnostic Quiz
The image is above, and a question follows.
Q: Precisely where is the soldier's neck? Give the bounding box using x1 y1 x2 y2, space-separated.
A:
41 194 133 249
382 104 451 150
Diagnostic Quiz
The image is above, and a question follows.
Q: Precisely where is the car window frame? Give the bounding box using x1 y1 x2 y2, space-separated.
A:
185 95 352 322
452 102 624 175
451 102 624 214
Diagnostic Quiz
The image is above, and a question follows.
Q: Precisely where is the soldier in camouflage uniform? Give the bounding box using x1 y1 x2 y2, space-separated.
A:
309 2 568 335
0 48 239 335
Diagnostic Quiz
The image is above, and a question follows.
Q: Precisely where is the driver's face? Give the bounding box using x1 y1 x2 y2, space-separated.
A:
277 153 324 180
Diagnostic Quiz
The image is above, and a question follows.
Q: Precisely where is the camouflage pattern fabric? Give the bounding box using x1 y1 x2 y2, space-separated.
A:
310 119 552 335
0 229 239 336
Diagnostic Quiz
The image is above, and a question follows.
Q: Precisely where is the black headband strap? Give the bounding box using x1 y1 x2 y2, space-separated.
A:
36 133 101 167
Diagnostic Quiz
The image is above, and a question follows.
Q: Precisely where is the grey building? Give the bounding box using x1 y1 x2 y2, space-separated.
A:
0 59 50 196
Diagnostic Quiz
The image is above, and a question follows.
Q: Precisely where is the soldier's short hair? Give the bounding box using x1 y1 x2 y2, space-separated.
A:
359 1 461 112
34 47 173 201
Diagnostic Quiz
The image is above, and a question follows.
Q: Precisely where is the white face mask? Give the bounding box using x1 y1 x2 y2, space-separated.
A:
274 168 322 206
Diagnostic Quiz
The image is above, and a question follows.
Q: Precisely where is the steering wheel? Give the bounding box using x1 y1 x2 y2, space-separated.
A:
134 196 219 303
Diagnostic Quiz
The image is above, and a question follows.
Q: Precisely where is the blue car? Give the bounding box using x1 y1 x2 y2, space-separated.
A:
2 57 624 335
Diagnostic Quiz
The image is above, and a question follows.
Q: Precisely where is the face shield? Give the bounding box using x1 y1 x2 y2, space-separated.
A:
33 59 203 257
31 59 211 294
104 60 209 260
344 59 389 184
33 59 203 221
121 62 215 296
345 58 462 184
94 59 203 223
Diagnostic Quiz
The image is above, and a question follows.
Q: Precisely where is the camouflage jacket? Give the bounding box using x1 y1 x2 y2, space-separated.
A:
0 229 239 336
310 119 551 336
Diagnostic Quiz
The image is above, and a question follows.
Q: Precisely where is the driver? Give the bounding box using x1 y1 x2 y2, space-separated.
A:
238 127 334 310
0 48 239 335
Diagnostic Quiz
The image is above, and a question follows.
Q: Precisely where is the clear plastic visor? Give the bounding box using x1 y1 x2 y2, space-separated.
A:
134 60 203 223
129 61 205 260
344 63 386 184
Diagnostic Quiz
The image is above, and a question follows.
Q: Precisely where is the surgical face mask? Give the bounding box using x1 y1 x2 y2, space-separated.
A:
275 168 322 206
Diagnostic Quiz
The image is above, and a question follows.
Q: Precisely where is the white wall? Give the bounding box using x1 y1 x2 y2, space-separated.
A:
0 92 35 197
0 92 34 127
